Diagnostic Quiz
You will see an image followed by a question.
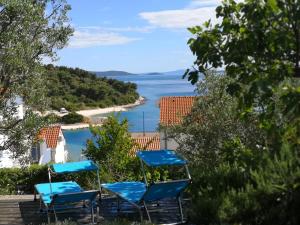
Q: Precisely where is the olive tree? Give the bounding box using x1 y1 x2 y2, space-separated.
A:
0 0 72 162
184 0 300 152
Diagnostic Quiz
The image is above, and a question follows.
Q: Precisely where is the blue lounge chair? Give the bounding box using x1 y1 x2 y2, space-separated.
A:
34 160 101 224
101 150 191 223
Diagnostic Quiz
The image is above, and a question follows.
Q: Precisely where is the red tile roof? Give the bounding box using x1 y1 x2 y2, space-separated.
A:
130 136 160 157
38 126 61 148
159 96 196 126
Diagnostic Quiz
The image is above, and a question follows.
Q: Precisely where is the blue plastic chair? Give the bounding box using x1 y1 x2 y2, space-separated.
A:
101 150 191 223
34 160 100 224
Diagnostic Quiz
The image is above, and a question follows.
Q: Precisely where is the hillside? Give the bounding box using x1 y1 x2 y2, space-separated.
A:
44 65 139 111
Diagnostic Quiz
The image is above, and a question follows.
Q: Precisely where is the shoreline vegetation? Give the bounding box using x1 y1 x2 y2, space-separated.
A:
45 65 140 111
57 96 145 130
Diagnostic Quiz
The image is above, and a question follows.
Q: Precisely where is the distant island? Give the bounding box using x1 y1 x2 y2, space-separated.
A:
144 72 162 75
44 65 139 111
93 71 137 77
92 69 186 77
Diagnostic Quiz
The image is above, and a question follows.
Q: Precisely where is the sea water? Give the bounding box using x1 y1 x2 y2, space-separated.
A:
63 72 196 161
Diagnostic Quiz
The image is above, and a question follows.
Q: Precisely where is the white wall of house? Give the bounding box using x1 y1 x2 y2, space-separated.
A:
38 141 51 165
15 97 24 120
0 149 15 168
54 130 67 163
0 98 24 168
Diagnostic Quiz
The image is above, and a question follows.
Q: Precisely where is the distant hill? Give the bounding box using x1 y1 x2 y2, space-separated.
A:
92 69 206 76
144 72 162 75
92 69 187 76
93 71 137 77
44 65 139 111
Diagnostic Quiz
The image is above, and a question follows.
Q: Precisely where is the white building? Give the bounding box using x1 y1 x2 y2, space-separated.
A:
32 125 68 165
0 97 25 168
159 96 196 150
0 95 68 167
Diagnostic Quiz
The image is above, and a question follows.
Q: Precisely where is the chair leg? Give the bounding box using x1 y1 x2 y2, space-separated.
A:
47 211 51 224
138 208 143 222
96 202 100 222
117 197 120 212
143 201 151 223
178 197 184 223
91 203 95 224
39 199 43 212
52 206 58 223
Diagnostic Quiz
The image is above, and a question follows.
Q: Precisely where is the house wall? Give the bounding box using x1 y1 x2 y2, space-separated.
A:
0 149 15 168
0 100 24 168
38 141 51 165
54 131 67 163
38 131 67 165
159 130 179 150
15 97 24 120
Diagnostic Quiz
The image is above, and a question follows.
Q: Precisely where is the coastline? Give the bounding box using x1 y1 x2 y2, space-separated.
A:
76 96 145 117
61 123 92 130
60 96 145 130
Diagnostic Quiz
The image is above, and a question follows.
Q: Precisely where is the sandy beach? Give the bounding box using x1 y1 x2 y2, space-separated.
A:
61 123 91 130
41 96 145 118
56 96 145 130
76 96 145 117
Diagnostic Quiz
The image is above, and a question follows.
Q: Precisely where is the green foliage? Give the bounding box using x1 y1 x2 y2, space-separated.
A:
185 0 300 151
84 115 139 182
173 72 262 169
0 0 72 161
44 65 139 111
180 1 300 224
172 72 300 224
0 164 97 194
219 144 300 225
0 164 48 194
61 112 84 124
43 113 62 123
172 73 263 224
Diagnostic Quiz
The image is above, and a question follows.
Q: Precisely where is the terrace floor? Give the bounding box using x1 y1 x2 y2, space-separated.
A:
0 195 189 225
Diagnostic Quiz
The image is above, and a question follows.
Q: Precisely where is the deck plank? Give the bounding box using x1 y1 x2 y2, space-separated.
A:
0 195 188 224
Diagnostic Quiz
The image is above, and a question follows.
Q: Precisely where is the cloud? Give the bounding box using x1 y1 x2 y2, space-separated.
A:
68 30 140 48
139 7 218 29
78 25 154 33
187 0 222 8
187 0 243 8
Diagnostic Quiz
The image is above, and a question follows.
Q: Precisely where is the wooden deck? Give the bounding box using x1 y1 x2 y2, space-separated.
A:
0 195 189 225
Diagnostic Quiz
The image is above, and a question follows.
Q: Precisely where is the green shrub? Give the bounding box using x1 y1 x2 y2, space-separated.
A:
84 115 139 182
0 165 48 194
0 164 98 194
44 113 61 123
61 112 84 124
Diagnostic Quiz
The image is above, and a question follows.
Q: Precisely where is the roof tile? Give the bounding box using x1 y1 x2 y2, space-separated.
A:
159 96 196 126
38 126 61 148
131 136 160 157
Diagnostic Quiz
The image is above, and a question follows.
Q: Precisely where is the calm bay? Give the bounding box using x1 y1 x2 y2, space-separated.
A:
63 72 196 160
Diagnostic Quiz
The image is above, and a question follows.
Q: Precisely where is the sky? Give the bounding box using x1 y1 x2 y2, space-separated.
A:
56 0 223 73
